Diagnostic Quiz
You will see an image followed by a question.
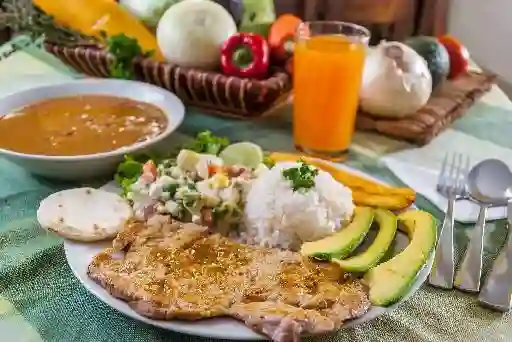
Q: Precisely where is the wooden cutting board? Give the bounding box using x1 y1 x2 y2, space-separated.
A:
356 71 497 145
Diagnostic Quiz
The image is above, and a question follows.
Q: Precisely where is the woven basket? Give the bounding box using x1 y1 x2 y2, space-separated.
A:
44 42 292 118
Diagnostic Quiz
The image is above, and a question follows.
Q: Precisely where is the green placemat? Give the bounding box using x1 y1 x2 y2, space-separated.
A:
1 110 511 342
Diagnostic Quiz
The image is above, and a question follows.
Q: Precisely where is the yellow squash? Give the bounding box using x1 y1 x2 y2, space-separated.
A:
33 0 164 61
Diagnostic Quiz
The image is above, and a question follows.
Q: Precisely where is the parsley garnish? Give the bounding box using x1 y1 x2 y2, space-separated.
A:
102 32 154 80
187 130 230 155
282 160 319 192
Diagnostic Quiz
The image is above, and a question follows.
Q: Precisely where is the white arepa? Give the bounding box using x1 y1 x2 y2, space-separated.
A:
37 188 132 242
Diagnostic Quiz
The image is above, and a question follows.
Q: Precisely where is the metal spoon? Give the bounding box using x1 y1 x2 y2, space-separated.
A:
454 159 502 292
471 159 512 311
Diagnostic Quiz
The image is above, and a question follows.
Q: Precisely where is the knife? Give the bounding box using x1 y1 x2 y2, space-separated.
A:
478 199 512 312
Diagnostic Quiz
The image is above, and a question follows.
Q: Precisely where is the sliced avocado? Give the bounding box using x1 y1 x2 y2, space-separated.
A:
300 207 374 260
364 209 437 307
332 209 397 273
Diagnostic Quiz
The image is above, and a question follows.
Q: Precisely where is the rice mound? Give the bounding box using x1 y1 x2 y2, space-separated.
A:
242 162 354 250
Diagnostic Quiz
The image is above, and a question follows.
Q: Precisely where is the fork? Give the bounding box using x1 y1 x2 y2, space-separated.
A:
429 153 470 289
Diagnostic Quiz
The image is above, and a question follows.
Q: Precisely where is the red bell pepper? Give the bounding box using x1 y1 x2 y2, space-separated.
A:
221 33 270 79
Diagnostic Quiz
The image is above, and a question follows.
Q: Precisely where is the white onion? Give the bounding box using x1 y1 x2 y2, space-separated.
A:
120 0 179 28
359 41 432 118
157 0 237 70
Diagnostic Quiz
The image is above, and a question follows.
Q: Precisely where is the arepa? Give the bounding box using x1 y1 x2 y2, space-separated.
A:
37 188 132 242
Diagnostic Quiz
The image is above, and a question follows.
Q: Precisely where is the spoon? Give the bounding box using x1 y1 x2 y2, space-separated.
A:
453 160 500 292
464 159 512 204
457 159 512 311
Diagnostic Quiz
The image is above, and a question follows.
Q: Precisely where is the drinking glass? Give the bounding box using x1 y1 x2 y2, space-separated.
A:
293 21 370 161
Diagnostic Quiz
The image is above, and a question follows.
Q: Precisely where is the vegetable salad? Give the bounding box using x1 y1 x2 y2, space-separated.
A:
115 131 268 233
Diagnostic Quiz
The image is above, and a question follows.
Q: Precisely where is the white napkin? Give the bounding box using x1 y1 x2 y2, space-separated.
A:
381 130 512 223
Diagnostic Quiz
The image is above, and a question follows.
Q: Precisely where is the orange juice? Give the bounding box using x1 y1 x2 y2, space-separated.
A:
293 34 366 157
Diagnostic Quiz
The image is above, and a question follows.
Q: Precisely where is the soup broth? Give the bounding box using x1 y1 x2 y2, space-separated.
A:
0 95 168 156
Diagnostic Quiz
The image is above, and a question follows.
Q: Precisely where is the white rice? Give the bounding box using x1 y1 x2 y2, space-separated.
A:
242 162 354 250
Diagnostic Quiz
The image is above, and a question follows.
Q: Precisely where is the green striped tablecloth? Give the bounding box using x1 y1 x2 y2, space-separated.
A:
1 37 511 342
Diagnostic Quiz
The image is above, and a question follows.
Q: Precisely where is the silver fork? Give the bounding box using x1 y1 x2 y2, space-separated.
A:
429 153 470 289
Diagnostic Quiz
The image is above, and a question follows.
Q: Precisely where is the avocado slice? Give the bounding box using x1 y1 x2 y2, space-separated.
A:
300 207 374 260
332 209 398 273
363 209 437 307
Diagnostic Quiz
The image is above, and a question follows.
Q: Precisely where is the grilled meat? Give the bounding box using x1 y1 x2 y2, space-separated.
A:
88 218 370 342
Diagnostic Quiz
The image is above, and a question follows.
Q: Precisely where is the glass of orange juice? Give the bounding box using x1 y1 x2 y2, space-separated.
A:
293 21 370 161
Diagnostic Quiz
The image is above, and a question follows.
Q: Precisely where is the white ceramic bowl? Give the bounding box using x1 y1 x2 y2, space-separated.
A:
0 79 185 180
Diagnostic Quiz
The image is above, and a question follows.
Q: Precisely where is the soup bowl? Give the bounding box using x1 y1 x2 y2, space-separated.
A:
0 79 185 181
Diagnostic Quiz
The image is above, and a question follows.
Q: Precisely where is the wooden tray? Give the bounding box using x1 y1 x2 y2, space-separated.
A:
356 71 497 145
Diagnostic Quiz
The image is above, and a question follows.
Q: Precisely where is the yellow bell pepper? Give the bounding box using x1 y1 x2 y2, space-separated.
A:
33 0 164 61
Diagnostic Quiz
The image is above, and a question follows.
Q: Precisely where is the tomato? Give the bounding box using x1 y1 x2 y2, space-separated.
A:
142 160 157 181
437 35 470 79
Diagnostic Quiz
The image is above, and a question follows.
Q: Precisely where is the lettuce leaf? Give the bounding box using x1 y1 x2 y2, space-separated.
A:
114 155 145 196
187 130 230 155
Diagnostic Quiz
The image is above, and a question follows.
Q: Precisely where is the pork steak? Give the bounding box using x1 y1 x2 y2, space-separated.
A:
88 218 371 342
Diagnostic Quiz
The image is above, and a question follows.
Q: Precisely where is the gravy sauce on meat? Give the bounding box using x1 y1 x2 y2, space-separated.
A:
0 95 168 156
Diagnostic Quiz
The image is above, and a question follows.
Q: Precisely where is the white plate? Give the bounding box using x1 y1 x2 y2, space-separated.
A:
64 164 434 340
0 79 185 180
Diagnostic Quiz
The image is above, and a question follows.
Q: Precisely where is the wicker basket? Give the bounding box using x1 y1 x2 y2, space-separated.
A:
44 42 292 118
